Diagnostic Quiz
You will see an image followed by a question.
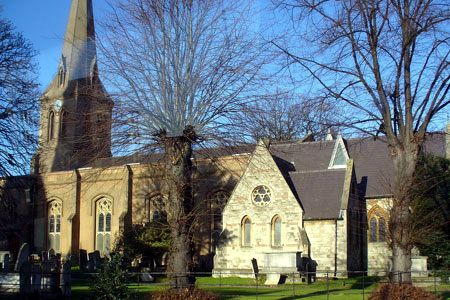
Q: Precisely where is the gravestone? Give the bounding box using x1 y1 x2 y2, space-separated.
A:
70 255 78 266
19 261 32 295
93 251 103 270
79 249 88 270
3 254 10 272
263 252 302 285
88 252 95 272
251 258 259 279
61 261 71 297
50 255 57 270
140 271 154 283
48 249 55 258
41 262 53 293
42 251 49 262
14 243 30 272
55 254 62 272
265 273 281 285
31 264 41 294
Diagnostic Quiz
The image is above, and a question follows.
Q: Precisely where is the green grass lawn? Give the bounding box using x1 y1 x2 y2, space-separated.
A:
68 275 450 300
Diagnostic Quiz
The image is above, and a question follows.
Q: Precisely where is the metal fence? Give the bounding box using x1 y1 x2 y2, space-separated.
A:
1 269 448 299
124 270 449 299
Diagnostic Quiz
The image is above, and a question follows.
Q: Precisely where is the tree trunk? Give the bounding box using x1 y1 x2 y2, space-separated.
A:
388 141 419 284
164 126 196 288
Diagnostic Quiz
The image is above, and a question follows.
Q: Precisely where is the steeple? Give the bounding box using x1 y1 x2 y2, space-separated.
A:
33 0 113 174
42 0 101 98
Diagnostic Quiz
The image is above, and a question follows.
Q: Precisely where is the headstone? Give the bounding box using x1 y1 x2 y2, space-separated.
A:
140 271 154 283
88 252 95 273
14 243 31 272
61 261 72 297
93 250 103 270
41 262 53 293
50 255 57 270
3 254 10 272
251 258 259 279
70 255 78 266
19 261 32 295
31 265 41 294
48 248 55 258
265 273 281 285
79 249 88 270
42 251 49 262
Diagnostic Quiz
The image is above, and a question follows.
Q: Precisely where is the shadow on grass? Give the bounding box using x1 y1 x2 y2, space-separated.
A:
350 276 383 289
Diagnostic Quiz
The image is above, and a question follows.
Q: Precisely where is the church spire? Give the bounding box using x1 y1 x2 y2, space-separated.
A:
61 0 97 82
33 0 113 174
42 0 100 98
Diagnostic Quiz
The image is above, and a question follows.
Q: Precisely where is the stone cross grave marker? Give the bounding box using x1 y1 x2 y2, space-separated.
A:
14 243 30 272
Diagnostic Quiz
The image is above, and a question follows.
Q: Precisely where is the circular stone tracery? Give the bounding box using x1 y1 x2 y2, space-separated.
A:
251 185 271 206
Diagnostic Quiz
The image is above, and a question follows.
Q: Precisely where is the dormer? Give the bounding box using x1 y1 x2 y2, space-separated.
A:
57 57 66 87
328 134 349 169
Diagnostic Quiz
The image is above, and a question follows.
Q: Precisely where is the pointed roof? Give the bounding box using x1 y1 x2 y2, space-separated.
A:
42 0 101 99
61 0 97 82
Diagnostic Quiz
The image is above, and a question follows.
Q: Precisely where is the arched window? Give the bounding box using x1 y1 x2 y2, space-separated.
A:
48 201 62 252
272 215 282 247
48 111 55 140
96 198 112 253
60 110 68 138
241 216 252 246
147 194 167 223
368 206 387 243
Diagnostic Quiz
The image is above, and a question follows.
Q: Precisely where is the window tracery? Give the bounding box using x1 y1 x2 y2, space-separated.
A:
96 198 112 253
48 201 62 252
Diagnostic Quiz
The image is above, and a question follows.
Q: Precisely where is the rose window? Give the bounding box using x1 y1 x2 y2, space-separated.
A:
252 185 271 206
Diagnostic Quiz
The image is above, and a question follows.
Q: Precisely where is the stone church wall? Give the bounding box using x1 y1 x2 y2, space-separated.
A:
304 217 348 276
214 144 305 276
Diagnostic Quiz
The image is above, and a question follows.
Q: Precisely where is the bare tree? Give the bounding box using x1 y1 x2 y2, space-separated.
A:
274 0 450 283
0 18 39 176
239 90 335 141
98 0 267 287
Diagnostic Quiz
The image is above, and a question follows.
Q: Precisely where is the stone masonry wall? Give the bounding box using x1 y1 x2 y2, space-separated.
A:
304 217 348 276
213 142 305 276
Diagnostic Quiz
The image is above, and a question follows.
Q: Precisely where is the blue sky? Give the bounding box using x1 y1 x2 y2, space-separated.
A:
0 1 110 88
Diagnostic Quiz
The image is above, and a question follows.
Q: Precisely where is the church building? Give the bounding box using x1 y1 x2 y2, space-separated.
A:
0 0 449 277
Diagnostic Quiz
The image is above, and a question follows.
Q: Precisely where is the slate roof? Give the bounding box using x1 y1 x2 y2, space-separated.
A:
289 170 346 220
89 132 446 221
89 144 255 168
268 132 446 220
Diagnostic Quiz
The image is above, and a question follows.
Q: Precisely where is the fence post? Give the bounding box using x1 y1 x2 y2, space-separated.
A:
362 270 365 300
255 271 258 300
293 272 295 298
219 271 222 299
327 271 330 300
434 269 436 295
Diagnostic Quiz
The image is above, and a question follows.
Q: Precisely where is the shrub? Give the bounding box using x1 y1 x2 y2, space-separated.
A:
149 288 220 300
90 254 132 300
368 284 442 300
